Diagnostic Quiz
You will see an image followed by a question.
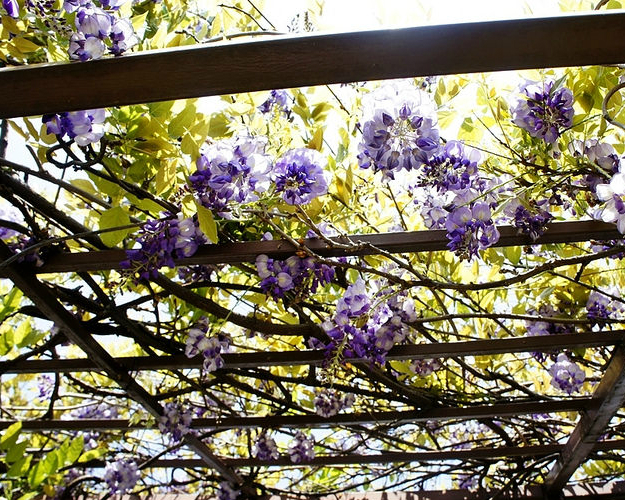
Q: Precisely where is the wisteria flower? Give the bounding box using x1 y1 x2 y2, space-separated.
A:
358 81 439 178
110 18 139 55
256 254 334 300
189 137 271 213
2 0 18 17
273 148 329 205
103 459 141 494
258 89 290 116
43 109 106 145
253 433 279 460
314 389 355 417
335 278 370 323
185 325 230 373
586 289 624 327
511 79 574 144
594 172 625 233
69 32 106 61
158 402 193 443
75 3 113 38
549 353 585 394
288 431 315 463
411 358 442 376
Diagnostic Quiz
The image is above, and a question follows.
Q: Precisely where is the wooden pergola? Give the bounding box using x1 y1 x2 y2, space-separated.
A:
1 9 625 499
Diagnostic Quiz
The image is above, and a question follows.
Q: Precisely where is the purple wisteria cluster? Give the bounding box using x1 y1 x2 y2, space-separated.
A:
217 482 240 500
253 433 279 460
258 90 291 116
357 81 439 179
288 431 315 463
273 148 329 205
549 353 585 394
592 163 625 234
511 79 574 144
189 137 271 213
188 139 329 211
64 0 138 60
311 279 418 366
569 139 621 190
410 358 442 376
43 109 106 146
255 254 334 300
416 141 500 259
314 388 355 417
121 216 206 281
586 289 624 327
103 458 141 495
185 322 230 374
158 402 193 443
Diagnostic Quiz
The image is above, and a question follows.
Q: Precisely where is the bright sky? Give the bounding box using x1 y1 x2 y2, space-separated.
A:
269 0 587 32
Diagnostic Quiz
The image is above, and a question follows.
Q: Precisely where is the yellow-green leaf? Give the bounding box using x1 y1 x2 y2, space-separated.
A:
99 207 132 247
195 202 218 244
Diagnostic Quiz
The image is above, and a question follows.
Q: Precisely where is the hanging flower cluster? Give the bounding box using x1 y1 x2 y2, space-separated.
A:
586 289 624 327
312 279 417 366
273 148 329 205
511 79 574 144
43 109 106 146
185 323 230 373
549 353 585 394
288 431 315 463
410 358 443 376
256 254 334 300
121 216 206 281
357 81 439 179
103 459 141 495
258 89 291 116
189 137 272 213
314 388 355 417
65 0 138 60
158 402 193 443
253 433 279 460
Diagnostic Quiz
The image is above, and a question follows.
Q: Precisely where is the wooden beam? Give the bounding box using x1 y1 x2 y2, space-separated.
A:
544 344 625 497
2 331 622 374
0 398 596 432
0 241 242 485
1 12 625 118
18 220 622 275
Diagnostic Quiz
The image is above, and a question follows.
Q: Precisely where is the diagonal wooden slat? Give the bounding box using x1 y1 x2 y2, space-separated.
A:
2 331 622 374
0 241 242 485
10 220 621 275
0 398 597 432
2 12 625 119
544 344 625 497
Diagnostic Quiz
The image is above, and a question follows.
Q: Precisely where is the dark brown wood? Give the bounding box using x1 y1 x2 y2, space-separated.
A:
0 241 242 485
2 12 625 118
73 440 625 469
544 344 625 496
3 331 622 374
0 399 596 432
18 221 622 275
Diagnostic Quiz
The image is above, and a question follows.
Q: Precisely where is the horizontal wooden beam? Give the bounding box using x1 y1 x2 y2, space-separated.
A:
20 221 622 275
0 399 596 432
73 440 625 469
2 331 622 374
1 12 625 118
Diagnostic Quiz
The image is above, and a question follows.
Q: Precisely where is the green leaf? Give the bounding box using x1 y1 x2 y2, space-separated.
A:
0 422 22 451
77 447 106 463
99 207 132 248
155 158 178 196
307 128 324 151
168 102 197 138
0 287 22 322
6 440 27 463
66 436 84 465
17 492 39 500
28 449 59 488
7 454 32 478
195 202 218 244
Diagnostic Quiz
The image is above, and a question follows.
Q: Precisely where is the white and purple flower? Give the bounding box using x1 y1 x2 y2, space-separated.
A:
273 148 329 205
549 353 585 394
103 458 141 494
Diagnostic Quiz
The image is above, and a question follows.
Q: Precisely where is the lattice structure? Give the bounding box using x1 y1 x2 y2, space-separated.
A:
1 7 625 500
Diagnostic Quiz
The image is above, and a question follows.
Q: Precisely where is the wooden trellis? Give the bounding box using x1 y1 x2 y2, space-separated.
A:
2 9 625 500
